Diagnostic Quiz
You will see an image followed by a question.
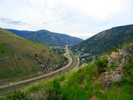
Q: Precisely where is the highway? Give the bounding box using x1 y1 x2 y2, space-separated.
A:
0 46 79 94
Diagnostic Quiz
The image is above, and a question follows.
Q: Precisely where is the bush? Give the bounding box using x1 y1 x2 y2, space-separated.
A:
109 62 118 69
122 58 133 84
95 56 108 74
46 78 62 100
1 50 4 53
6 91 27 100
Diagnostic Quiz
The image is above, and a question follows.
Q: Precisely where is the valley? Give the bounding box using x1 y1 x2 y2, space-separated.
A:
0 0 133 99
0 24 133 100
0 28 68 85
0 45 79 95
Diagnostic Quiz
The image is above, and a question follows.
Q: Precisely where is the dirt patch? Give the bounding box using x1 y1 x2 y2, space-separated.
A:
91 95 97 100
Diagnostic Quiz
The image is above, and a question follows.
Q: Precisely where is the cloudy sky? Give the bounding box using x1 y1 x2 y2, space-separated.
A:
0 0 133 39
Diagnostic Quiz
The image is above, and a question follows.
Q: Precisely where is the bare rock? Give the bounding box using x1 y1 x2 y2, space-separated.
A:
113 74 121 82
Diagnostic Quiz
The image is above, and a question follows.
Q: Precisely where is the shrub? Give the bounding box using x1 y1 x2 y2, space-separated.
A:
6 91 27 100
109 62 118 69
1 50 4 53
95 56 108 74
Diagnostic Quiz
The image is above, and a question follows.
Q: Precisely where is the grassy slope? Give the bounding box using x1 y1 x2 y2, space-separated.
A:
0 28 65 84
2 43 133 100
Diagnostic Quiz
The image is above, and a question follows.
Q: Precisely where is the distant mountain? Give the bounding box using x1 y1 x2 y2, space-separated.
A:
0 28 66 84
72 24 133 55
7 29 83 46
6 30 32 37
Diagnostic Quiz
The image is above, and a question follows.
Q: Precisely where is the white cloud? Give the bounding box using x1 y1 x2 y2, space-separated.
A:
0 0 133 39
58 0 125 19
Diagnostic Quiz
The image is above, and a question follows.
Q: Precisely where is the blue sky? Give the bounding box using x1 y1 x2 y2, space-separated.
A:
0 0 133 39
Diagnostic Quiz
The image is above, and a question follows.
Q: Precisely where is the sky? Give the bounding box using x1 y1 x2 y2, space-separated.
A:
0 0 133 39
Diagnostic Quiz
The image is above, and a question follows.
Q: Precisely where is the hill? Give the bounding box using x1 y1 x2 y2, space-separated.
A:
0 28 67 85
2 42 133 99
72 24 133 55
6 29 83 46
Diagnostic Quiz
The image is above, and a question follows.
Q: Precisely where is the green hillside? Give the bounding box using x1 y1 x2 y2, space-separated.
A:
0 28 66 85
2 42 133 100
72 24 133 55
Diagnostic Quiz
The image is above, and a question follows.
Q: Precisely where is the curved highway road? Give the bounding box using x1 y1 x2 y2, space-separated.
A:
0 46 79 92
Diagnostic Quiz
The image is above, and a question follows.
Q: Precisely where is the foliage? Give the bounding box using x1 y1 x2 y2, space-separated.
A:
73 24 133 55
46 79 62 100
109 62 118 69
97 83 133 100
122 58 133 84
2 62 98 100
122 44 133 84
95 56 108 74
2 45 133 100
6 91 27 100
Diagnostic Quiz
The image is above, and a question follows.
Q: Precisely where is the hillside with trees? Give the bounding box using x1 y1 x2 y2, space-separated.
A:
72 24 133 55
7 29 83 46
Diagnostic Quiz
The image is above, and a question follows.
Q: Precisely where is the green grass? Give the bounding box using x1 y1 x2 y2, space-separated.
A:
32 42 46 48
1 61 98 99
109 62 118 69
1 44 133 100
0 28 66 85
96 83 133 100
1 60 133 100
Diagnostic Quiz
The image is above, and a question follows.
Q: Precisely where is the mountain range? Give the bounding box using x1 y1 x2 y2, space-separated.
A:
6 29 83 46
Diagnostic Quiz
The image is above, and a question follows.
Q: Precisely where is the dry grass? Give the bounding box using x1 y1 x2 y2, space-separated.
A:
0 28 65 85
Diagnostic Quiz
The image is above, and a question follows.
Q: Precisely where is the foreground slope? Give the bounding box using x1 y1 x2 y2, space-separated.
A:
73 24 133 55
7 29 83 46
2 42 133 100
0 28 66 84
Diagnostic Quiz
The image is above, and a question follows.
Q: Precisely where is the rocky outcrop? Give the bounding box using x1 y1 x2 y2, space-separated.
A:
101 49 127 91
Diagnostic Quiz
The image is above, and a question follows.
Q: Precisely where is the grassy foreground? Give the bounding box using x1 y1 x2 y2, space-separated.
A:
1 50 133 100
